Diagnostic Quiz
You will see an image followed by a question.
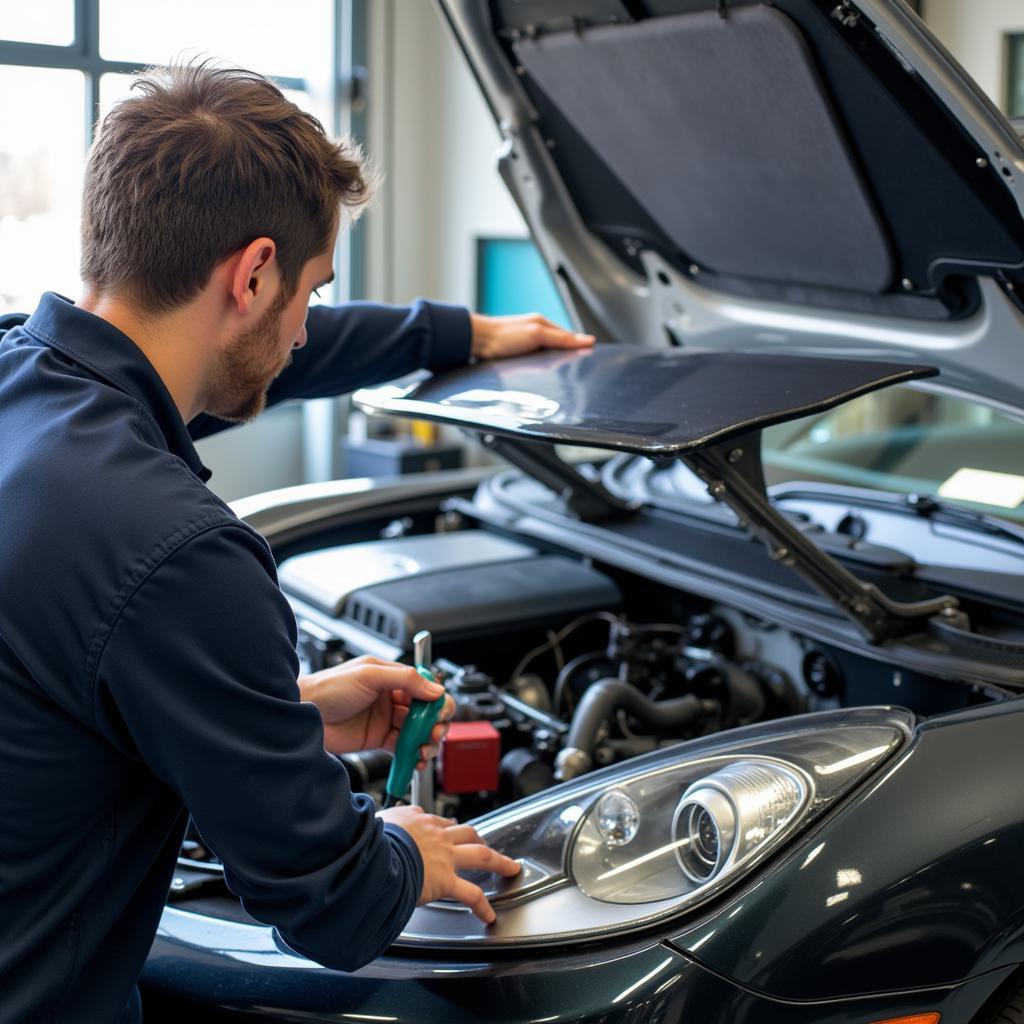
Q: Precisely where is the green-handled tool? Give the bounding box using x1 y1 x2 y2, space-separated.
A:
383 630 445 809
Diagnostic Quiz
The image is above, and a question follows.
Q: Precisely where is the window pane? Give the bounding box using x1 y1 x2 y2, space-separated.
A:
1008 34 1024 119
763 387 1024 524
99 0 333 83
98 71 137 123
1 1 75 45
0 67 86 313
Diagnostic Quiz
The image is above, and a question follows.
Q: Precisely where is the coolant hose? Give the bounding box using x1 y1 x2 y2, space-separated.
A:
555 679 703 780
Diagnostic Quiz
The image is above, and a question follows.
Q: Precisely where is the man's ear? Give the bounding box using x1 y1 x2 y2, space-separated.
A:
229 237 278 316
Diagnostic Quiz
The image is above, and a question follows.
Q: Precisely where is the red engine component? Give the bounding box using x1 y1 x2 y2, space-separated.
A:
438 721 501 794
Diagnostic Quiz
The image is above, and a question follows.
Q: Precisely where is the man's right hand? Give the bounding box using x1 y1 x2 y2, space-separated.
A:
378 805 520 924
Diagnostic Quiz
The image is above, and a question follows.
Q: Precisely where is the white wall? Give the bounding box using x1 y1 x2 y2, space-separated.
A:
196 404 305 502
358 1 529 468
363 1 527 306
923 0 1024 110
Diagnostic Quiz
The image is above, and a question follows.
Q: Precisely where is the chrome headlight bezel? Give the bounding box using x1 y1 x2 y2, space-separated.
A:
396 706 913 949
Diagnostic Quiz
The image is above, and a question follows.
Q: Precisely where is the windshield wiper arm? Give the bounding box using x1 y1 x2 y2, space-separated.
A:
903 493 1024 546
771 482 1024 549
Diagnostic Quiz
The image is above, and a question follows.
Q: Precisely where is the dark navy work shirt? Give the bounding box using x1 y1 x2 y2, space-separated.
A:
0 293 472 1023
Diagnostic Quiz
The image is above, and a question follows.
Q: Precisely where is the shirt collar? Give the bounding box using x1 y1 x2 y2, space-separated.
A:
23 292 213 482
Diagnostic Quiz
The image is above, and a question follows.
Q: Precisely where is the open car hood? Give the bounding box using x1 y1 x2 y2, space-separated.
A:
437 0 1024 412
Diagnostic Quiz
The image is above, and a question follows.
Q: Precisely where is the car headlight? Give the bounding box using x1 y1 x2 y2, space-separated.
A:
572 758 807 904
396 707 911 949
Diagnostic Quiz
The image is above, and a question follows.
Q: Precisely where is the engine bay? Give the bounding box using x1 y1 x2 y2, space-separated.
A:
285 528 822 817
282 525 991 819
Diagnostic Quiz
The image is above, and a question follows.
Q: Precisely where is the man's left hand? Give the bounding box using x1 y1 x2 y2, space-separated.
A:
470 312 595 360
300 656 455 766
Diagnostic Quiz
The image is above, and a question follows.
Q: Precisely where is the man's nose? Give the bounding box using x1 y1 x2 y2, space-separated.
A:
292 325 308 350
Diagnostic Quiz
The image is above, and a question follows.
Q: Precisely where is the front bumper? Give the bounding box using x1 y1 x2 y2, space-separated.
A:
141 908 1012 1023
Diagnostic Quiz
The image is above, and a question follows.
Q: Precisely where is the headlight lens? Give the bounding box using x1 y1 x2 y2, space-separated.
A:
674 761 803 883
572 757 806 903
397 707 912 949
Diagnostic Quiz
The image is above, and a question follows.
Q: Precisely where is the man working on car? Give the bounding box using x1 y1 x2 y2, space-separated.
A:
0 63 593 1023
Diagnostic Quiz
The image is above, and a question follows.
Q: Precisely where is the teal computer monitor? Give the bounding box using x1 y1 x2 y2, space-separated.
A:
476 237 572 329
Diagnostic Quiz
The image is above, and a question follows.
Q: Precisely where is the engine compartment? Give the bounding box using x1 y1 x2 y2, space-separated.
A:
191 520 989 846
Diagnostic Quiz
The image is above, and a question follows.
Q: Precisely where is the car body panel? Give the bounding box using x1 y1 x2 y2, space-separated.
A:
141 912 1015 1023
669 698 1024 998
143 928 695 1022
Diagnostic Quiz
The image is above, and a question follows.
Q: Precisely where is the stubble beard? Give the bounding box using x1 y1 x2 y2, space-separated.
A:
205 290 293 424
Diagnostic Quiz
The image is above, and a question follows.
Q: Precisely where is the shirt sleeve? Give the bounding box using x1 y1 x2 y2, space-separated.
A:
91 522 423 972
188 298 472 441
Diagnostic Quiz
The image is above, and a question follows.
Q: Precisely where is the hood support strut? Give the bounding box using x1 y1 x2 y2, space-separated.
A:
684 431 966 643
481 425 965 643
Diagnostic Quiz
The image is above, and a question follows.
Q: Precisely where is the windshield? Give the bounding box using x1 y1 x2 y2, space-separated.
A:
762 386 1024 523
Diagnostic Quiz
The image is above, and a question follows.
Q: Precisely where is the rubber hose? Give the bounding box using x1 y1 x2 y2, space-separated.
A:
566 678 703 757
339 749 393 792
553 651 610 714
726 664 766 725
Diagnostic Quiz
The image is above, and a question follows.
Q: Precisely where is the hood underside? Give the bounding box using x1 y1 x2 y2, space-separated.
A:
354 347 935 455
438 0 1024 410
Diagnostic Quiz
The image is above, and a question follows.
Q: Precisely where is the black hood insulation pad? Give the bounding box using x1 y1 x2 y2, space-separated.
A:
479 0 1024 317
515 5 893 292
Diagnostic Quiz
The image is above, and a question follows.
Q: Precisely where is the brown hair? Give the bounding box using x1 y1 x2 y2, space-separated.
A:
81 62 374 312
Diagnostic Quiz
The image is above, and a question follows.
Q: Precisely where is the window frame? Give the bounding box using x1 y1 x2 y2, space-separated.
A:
0 0 368 304
0 0 304 142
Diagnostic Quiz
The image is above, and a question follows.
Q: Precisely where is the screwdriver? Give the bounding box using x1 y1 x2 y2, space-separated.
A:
382 630 446 809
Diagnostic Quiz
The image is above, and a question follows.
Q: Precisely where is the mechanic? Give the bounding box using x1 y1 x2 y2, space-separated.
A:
0 63 593 1024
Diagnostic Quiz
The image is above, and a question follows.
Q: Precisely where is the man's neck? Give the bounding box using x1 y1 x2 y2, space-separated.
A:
77 289 216 423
